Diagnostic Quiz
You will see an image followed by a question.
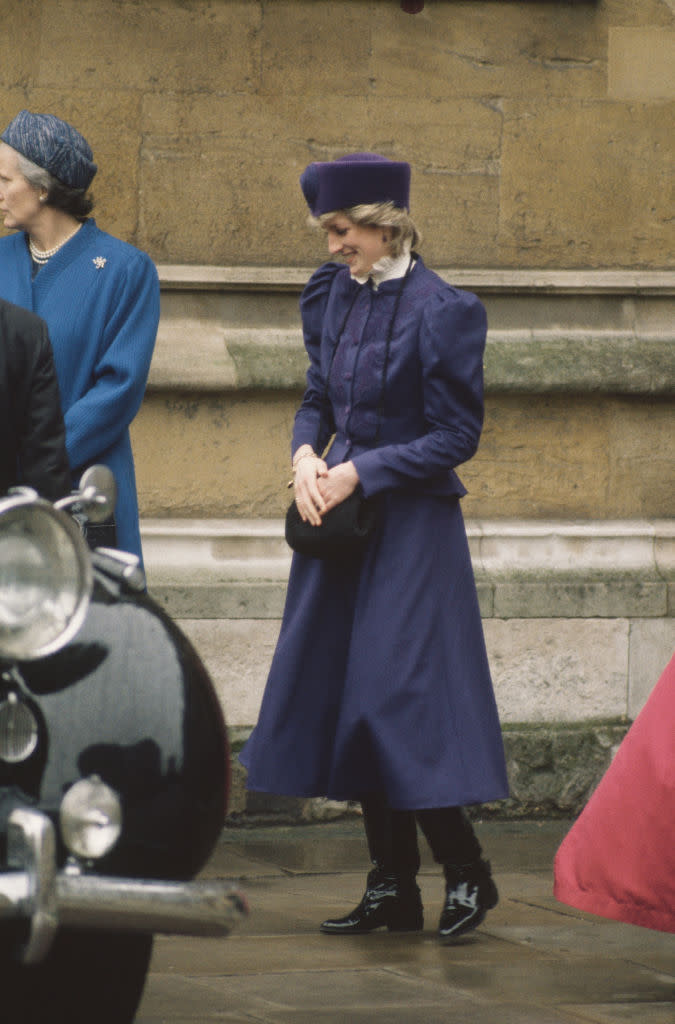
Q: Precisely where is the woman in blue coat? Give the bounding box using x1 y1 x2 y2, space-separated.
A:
0 110 159 561
242 154 508 941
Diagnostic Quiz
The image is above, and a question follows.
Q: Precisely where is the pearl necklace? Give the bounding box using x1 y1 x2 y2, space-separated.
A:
29 224 81 264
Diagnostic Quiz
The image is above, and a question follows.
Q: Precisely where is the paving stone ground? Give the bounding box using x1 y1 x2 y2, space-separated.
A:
136 820 675 1023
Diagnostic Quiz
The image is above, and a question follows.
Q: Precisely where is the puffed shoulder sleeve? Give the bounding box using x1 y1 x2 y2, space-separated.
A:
353 284 488 494
292 262 343 457
299 261 343 351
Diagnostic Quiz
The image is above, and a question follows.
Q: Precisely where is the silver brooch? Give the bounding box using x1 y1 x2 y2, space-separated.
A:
93 256 107 269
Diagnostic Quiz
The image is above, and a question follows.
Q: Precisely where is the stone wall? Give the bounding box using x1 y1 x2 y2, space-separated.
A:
135 267 674 523
1 1 674 269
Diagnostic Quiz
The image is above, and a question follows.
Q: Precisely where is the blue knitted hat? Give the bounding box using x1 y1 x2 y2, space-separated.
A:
300 153 411 217
1 110 97 189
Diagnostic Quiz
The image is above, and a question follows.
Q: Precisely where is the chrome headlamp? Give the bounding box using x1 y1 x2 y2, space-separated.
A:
0 491 92 661
0 691 39 762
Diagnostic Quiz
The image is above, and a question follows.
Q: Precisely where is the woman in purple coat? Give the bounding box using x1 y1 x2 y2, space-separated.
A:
241 153 508 941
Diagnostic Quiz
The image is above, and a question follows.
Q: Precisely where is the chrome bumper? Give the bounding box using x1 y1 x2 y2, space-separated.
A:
0 807 248 964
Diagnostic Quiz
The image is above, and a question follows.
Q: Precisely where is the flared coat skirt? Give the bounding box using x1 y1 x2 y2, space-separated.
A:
241 492 508 810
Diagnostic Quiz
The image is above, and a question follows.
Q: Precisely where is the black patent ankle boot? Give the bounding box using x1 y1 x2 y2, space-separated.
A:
320 867 424 935
438 858 498 942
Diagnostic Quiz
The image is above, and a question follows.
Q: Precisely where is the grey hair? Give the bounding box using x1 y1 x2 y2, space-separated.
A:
312 201 421 258
16 151 55 192
15 150 93 220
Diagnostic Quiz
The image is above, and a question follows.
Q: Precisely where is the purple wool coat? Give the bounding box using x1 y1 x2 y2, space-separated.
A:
241 258 508 810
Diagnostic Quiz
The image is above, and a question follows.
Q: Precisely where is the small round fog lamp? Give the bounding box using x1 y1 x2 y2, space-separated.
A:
60 775 122 860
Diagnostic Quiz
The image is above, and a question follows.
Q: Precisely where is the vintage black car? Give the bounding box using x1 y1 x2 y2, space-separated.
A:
0 470 246 1023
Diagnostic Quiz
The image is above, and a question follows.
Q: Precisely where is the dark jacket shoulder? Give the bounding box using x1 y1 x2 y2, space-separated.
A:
0 298 72 499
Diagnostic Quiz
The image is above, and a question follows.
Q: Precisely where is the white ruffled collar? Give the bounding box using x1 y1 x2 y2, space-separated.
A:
352 246 413 288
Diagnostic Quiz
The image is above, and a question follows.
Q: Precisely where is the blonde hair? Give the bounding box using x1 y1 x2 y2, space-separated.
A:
311 201 421 258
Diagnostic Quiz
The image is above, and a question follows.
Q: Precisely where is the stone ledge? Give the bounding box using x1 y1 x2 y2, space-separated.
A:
149 326 675 394
158 266 675 295
148 577 673 622
142 518 675 621
150 265 675 394
484 333 673 394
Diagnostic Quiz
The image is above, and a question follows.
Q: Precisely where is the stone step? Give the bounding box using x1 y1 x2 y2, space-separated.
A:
144 518 291 580
142 517 675 620
152 265 675 394
150 324 675 394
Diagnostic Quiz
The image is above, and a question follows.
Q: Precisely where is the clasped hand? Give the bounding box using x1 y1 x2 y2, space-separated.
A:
294 457 359 526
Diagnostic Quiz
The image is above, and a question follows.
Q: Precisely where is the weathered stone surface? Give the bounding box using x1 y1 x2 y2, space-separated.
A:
601 0 675 25
150 321 675 396
151 582 288 621
499 99 675 268
145 516 674 621
138 88 503 267
609 28 675 99
606 399 675 517
131 393 298 518
1 1 673 268
164 608 662 730
260 0 371 98
627 619 675 717
484 336 675 395
40 0 261 94
369 0 606 101
467 394 675 521
133 390 674 522
0 1 42 86
484 618 629 723
226 720 632 822
179 619 281 728
492 578 667 620
464 395 610 521
492 720 631 818
139 91 318 265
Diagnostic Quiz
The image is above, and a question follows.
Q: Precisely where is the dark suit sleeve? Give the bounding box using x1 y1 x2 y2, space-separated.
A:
17 320 72 501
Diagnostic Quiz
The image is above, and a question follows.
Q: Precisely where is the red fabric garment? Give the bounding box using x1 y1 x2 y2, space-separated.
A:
554 653 675 933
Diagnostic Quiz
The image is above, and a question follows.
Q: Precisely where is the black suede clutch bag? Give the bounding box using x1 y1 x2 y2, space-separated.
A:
285 490 378 559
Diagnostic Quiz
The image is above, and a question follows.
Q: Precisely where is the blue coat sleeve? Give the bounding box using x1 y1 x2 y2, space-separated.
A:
64 251 159 471
352 287 487 495
291 262 342 459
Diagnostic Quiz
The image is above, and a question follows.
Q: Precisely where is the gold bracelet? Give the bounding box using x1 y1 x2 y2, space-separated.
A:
292 450 316 472
288 450 317 487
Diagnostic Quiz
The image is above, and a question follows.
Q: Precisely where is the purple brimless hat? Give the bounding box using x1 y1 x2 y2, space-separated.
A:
300 153 411 217
1 110 97 190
